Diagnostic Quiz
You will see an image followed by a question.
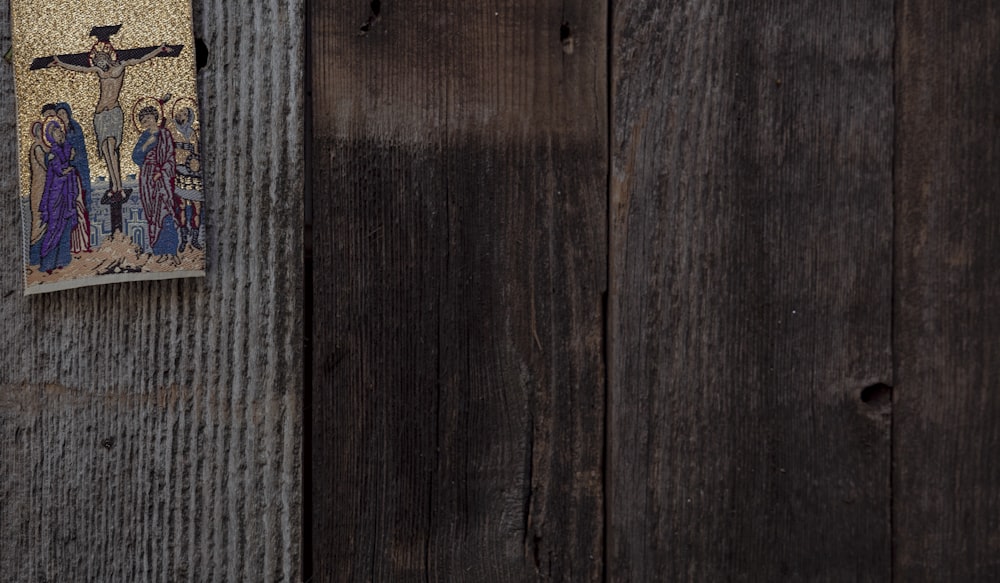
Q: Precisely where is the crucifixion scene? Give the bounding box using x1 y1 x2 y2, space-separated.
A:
35 25 182 217
11 0 206 294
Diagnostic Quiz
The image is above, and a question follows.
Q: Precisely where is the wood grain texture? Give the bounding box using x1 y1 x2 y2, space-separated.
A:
894 2 1000 580
309 1 606 581
608 2 894 580
0 2 303 581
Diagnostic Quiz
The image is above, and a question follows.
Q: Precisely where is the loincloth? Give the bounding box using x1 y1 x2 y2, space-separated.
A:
93 106 123 149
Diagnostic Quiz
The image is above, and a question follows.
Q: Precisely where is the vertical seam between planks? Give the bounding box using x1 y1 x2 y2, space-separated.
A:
602 0 614 581
889 0 899 580
301 0 315 579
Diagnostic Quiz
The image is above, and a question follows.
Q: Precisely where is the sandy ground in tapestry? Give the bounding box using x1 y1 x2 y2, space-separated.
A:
10 0 205 294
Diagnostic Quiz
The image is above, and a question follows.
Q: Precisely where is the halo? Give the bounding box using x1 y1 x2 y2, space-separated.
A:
132 96 164 131
40 116 64 149
170 97 198 123
88 41 117 66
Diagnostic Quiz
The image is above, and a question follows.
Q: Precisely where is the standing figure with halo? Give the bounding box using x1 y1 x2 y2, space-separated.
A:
38 116 83 273
132 95 180 260
170 97 203 252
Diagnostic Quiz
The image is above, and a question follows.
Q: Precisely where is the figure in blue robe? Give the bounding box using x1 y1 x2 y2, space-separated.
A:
55 103 92 207
38 120 81 273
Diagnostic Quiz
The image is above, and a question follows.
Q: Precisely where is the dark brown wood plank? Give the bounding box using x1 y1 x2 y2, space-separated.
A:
608 2 894 580
0 2 303 580
309 2 606 581
894 2 1000 580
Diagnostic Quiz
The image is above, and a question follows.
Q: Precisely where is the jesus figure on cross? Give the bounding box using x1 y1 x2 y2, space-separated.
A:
37 25 183 218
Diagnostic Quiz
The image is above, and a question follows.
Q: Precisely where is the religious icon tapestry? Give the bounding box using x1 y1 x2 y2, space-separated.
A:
11 0 205 294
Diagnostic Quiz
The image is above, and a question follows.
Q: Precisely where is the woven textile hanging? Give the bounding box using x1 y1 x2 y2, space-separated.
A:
11 0 205 294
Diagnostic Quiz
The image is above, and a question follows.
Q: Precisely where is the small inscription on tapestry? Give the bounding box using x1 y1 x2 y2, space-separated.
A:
11 0 205 294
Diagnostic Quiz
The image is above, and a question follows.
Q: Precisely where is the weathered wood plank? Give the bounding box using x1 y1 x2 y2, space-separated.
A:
0 1 303 580
309 1 606 581
608 2 894 580
894 2 1000 580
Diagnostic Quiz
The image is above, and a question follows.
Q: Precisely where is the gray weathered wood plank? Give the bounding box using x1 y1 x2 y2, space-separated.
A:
309 1 607 581
894 1 1000 580
0 1 303 580
608 2 894 580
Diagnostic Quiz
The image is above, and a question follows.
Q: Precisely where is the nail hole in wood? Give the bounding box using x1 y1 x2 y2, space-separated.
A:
195 38 209 70
560 22 574 55
860 383 892 406
101 437 115 449
360 1 381 34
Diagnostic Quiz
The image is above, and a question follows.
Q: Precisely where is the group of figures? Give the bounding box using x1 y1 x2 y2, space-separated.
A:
27 103 91 273
131 95 204 258
26 35 202 274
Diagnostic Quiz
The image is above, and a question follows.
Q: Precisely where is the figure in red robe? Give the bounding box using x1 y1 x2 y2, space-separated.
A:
132 104 180 256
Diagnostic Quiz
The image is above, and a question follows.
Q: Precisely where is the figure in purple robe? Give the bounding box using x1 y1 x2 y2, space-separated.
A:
38 119 81 273
132 104 180 256
54 103 92 207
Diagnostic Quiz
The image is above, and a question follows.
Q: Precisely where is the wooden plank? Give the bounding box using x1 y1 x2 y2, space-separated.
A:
309 1 606 581
894 2 1000 579
608 2 894 580
0 1 303 580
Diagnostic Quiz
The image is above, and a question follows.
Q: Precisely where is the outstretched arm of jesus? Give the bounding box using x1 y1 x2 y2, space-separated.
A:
122 43 169 66
49 56 98 73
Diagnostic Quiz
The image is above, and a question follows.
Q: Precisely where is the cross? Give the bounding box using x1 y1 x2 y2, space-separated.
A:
32 24 183 235
30 25 182 70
